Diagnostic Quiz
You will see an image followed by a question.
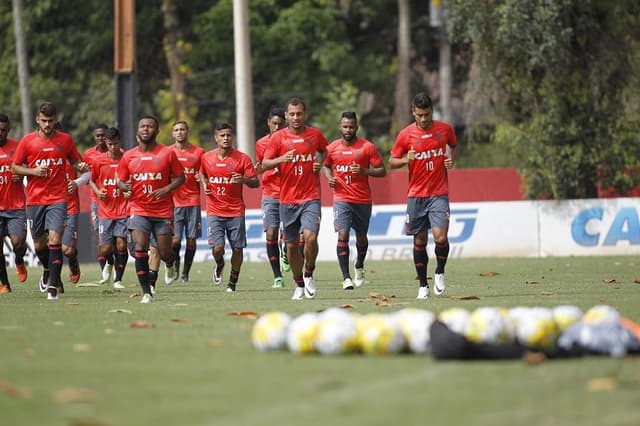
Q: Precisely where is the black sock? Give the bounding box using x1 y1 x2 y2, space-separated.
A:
134 251 151 294
266 239 282 277
435 242 449 274
0 254 9 285
183 248 195 277
413 243 428 287
172 246 180 275
107 252 114 266
36 246 50 270
148 269 158 288
355 243 368 269
115 250 128 281
303 264 315 278
294 275 304 288
48 245 63 287
336 239 350 279
229 269 240 285
98 255 107 271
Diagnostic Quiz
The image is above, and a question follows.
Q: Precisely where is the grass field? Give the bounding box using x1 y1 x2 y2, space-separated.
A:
1 256 639 426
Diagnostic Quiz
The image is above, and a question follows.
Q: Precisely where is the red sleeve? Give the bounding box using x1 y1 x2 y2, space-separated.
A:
367 142 384 167
316 129 328 153
169 150 184 178
390 129 408 159
263 132 281 159
13 139 27 165
242 154 256 178
323 142 334 167
117 153 130 182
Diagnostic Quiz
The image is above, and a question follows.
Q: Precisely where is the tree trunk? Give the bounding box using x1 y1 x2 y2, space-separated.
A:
162 0 187 121
438 6 452 124
392 0 411 135
12 0 32 135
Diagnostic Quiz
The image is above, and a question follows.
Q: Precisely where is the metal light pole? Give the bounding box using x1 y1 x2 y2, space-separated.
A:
114 0 137 149
232 0 255 159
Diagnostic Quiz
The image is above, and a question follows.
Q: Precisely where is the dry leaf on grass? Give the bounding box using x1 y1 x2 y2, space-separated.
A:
541 291 555 296
602 278 619 284
587 377 618 392
129 320 155 328
0 380 32 399
226 311 258 319
72 343 91 353
208 338 224 347
76 283 100 287
170 317 187 323
66 302 80 306
129 293 141 298
108 309 132 314
450 295 480 301
634 278 640 284
522 351 547 365
480 271 499 277
54 387 97 404
339 304 354 309
525 281 539 284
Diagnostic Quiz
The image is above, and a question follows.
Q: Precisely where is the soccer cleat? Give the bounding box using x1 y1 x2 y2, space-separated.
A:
280 242 290 272
58 281 65 294
181 275 189 283
434 273 446 296
0 284 11 294
16 264 28 283
164 264 178 285
225 283 236 293
99 264 113 284
354 268 365 288
213 263 224 286
303 276 316 299
140 293 153 304
342 278 354 290
69 259 81 284
416 286 430 300
150 283 156 295
291 286 304 300
39 270 50 293
47 285 59 301
113 281 125 290
272 277 285 288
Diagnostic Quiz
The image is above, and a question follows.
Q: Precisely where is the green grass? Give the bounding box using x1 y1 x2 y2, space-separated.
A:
1 256 639 426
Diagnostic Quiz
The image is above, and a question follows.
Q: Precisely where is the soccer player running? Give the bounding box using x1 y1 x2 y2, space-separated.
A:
12 102 89 300
116 116 185 304
84 124 115 283
169 120 204 283
255 107 287 288
200 123 258 293
262 98 329 300
0 114 28 293
89 127 130 290
389 93 459 300
322 112 386 290
63 161 83 284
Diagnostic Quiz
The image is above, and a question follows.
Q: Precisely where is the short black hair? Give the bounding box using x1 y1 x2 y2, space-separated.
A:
39 102 57 117
215 122 233 132
139 115 160 128
105 127 120 140
94 123 109 130
285 97 306 112
340 111 358 124
268 107 285 120
0 113 9 125
173 120 189 130
411 93 433 109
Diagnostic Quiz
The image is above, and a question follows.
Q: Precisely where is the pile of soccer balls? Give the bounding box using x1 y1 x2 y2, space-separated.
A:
250 304 639 357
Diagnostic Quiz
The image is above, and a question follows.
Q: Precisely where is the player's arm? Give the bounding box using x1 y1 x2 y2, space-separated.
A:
234 173 259 189
444 144 460 169
70 158 90 174
12 162 48 177
313 150 326 174
389 144 415 169
363 162 386 178
321 163 336 188
261 149 295 170
152 174 185 200
199 170 211 195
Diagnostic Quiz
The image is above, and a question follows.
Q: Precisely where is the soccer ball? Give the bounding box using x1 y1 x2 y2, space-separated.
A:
251 311 292 352
357 314 405 355
466 307 515 345
393 308 436 354
582 305 620 325
252 311 292 352
286 312 320 354
509 307 558 350
314 308 359 355
438 308 471 336
552 305 583 332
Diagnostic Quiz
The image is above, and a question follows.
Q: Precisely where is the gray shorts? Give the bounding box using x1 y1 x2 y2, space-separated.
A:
90 201 99 232
0 209 27 240
333 201 372 234
174 206 202 240
405 196 450 235
63 213 79 248
261 197 281 232
207 215 246 249
98 217 128 245
280 200 321 243
128 215 174 239
27 202 67 238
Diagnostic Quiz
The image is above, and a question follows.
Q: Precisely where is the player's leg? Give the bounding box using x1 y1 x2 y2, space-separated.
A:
129 216 153 302
407 197 430 300
44 203 68 299
300 200 321 299
63 213 81 284
429 196 451 296
352 203 372 288
181 206 201 283
225 216 247 292
0 232 10 293
113 234 128 289
333 201 353 288
171 207 185 281
207 215 226 285
280 203 305 300
262 197 283 287
148 244 160 293
7 210 28 283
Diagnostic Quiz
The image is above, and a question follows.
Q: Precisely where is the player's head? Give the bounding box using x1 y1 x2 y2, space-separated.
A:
267 107 285 135
339 111 358 142
36 102 58 137
137 115 160 145
105 127 122 154
0 113 10 145
214 122 233 149
411 93 434 130
93 123 108 146
285 98 307 131
172 120 189 144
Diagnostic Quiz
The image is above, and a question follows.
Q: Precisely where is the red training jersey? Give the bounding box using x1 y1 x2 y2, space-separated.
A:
0 139 26 210
263 126 328 204
170 143 205 207
84 145 108 204
65 162 80 215
200 149 256 217
91 154 129 219
117 144 184 219
390 121 457 198
13 131 83 206
255 134 280 199
324 137 384 204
